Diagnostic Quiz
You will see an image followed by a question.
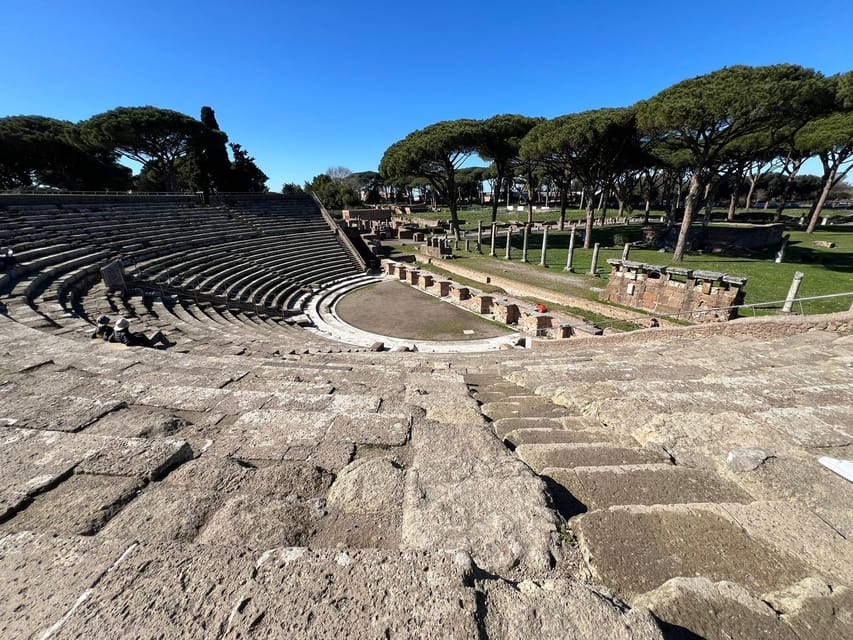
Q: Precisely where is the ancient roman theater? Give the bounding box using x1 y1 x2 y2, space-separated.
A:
1 192 851 638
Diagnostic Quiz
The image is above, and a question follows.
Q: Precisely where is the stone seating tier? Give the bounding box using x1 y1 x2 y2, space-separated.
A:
1 194 363 332
0 308 850 638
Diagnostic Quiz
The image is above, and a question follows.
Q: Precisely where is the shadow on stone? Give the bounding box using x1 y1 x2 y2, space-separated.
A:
542 475 587 519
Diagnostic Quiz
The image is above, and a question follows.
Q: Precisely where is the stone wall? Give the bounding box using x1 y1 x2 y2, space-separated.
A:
642 223 784 253
342 209 392 222
601 260 747 322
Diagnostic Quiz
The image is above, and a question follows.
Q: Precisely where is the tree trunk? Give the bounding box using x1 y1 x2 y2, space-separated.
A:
745 175 757 210
643 198 651 224
672 172 702 261
527 181 534 225
806 163 837 234
727 192 738 222
617 198 626 218
491 175 501 223
559 184 567 231
702 182 715 227
583 188 595 249
773 158 805 222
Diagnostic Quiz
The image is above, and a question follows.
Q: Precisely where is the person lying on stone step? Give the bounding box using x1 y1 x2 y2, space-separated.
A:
91 315 114 341
110 317 175 348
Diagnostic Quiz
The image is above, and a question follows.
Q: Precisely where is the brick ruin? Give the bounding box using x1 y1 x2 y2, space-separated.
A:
601 259 747 321
380 259 599 339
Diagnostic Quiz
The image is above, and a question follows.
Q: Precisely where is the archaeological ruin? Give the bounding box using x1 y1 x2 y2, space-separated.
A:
0 193 851 639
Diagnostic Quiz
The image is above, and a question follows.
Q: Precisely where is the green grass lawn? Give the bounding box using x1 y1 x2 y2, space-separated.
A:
402 204 846 231
439 224 853 315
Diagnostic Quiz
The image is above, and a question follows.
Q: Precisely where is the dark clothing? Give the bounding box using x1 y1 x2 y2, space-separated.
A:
111 328 171 348
91 325 114 341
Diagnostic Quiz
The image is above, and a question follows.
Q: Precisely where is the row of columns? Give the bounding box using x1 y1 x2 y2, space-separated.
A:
483 223 607 276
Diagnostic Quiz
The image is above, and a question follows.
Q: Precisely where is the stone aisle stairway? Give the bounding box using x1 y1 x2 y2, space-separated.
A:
465 328 853 640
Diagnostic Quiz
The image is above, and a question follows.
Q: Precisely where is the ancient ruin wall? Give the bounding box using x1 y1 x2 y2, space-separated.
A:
601 260 747 322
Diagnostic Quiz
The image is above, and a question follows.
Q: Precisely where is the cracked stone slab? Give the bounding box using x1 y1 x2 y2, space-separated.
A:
0 532 130 639
0 428 92 519
195 494 326 551
228 548 480 638
0 395 124 432
326 412 410 446
264 392 381 413
545 464 753 511
135 384 230 411
83 405 190 438
720 501 853 586
483 577 665 639
634 577 799 640
573 504 812 600
505 427 632 447
516 443 668 473
0 473 143 536
402 419 559 576
327 457 405 515
77 437 193 480
755 406 853 447
98 485 220 543
45 540 255 639
729 455 853 537
310 511 402 549
764 577 853 640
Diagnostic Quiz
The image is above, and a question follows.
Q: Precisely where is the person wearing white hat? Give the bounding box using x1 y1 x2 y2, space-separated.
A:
110 317 174 348
91 315 114 341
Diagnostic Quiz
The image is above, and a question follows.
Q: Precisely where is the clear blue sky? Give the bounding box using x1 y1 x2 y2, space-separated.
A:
2 0 851 190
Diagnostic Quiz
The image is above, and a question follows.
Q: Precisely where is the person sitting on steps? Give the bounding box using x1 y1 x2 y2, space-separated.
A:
0 247 15 271
91 315 114 341
110 317 174 348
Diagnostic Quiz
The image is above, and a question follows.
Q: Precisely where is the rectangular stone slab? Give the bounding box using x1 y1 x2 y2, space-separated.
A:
76 437 193 480
195 494 325 550
0 473 143 536
98 485 221 543
515 443 667 473
232 548 479 639
0 395 124 432
545 464 753 511
574 504 812 600
0 532 131 639
45 540 256 639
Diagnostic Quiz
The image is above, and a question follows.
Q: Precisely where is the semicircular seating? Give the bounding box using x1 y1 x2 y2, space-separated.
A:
0 193 368 354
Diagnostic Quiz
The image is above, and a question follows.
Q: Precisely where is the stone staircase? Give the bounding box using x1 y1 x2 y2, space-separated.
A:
0 316 672 639
465 327 853 639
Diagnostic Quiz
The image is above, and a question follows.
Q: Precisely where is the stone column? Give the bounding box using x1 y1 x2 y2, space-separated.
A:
465 239 470 252
564 226 576 272
621 242 631 261
477 221 483 244
782 271 804 313
489 223 497 257
539 226 549 266
589 242 600 276
521 225 529 263
504 229 512 259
